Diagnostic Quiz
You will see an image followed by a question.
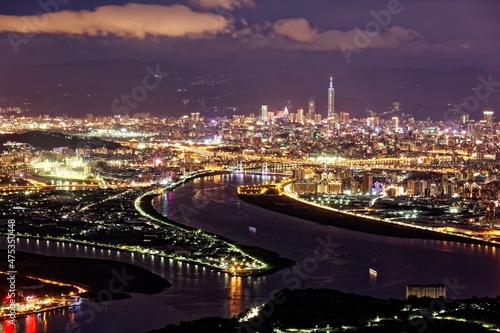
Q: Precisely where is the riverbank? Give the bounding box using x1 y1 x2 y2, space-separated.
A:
237 191 500 247
136 171 295 276
0 250 171 299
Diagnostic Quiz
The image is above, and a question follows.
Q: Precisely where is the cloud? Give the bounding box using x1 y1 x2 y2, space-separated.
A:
187 0 257 11
0 3 230 39
273 18 318 43
269 18 424 51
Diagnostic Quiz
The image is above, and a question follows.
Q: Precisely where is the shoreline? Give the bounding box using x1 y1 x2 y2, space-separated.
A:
135 171 295 276
237 185 500 247
3 171 293 289
0 250 171 322
0 300 83 322
0 250 171 295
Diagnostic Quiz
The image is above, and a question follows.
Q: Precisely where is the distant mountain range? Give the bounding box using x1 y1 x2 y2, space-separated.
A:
0 59 498 120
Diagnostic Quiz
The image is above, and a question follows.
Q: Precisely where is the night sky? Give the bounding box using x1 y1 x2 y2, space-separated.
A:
0 0 499 69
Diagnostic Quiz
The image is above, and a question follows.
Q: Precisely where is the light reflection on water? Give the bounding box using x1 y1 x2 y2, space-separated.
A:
1 174 499 333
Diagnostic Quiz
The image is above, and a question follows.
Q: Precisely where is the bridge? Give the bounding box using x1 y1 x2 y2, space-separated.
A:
227 156 456 175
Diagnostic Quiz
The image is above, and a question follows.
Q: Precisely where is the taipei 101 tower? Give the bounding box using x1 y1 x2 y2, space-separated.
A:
327 76 335 119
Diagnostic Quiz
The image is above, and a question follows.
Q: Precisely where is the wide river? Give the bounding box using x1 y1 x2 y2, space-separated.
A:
2 174 500 333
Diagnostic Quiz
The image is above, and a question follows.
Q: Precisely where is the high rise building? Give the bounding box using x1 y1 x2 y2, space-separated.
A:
308 97 315 121
407 180 415 195
191 112 200 121
328 76 335 119
461 113 469 124
261 105 268 121
392 116 399 129
483 110 494 125
297 108 304 123
362 174 373 193
406 284 446 299
341 112 349 123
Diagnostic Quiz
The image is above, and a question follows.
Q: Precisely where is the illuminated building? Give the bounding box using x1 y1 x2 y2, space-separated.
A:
293 168 306 181
308 97 315 121
461 113 469 124
406 284 446 299
392 116 399 129
407 180 415 195
327 76 335 119
297 108 304 123
261 105 268 121
341 112 349 123
195 112 200 121
362 174 373 193
483 110 494 125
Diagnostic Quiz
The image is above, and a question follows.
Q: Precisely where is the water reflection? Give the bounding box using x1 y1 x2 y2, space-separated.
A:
2 321 15 333
228 276 243 317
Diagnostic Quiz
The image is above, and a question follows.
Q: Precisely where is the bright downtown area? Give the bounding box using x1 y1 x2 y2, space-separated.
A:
1 103 500 331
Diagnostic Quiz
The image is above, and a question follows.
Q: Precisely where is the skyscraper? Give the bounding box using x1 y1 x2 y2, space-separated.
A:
483 110 494 125
328 76 335 119
362 174 373 193
341 112 349 123
392 116 399 129
261 105 268 121
308 97 315 121
297 108 304 123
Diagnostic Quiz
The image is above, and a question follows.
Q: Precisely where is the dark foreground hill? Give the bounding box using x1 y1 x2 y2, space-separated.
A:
148 288 500 333
0 131 122 150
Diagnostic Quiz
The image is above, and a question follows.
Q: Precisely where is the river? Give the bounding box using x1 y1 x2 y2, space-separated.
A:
2 174 499 333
